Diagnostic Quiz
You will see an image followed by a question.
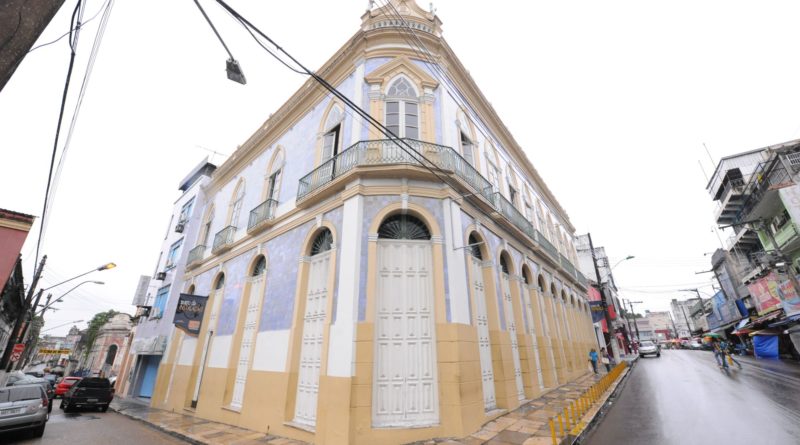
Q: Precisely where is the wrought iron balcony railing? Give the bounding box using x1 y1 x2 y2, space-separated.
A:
212 225 236 253
295 138 587 287
297 138 495 204
247 199 278 233
187 245 206 268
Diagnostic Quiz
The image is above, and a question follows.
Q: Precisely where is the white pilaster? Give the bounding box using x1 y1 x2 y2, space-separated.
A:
327 195 364 376
350 61 365 145
443 198 469 324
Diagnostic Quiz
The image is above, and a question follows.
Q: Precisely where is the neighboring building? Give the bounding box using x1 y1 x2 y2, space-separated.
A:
576 238 629 356
671 299 701 338
635 318 655 342
644 310 674 340
117 159 216 399
84 314 132 378
0 256 26 360
141 2 596 444
31 334 69 368
706 139 800 358
0 209 34 292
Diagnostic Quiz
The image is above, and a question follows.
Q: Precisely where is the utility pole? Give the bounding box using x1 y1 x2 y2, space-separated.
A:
587 233 620 361
626 300 641 341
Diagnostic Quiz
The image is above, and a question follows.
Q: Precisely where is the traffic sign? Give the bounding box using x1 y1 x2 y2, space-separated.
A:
9 344 25 363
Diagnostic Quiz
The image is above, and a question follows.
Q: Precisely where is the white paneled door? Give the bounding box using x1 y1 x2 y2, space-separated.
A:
373 240 439 427
293 251 331 427
230 275 264 409
501 272 525 401
522 284 544 391
471 256 496 411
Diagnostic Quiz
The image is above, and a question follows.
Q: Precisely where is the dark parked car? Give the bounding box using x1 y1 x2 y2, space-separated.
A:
60 377 114 412
9 377 54 413
0 384 49 438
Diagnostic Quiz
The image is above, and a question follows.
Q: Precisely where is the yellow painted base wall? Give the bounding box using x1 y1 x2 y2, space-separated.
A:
150 321 592 445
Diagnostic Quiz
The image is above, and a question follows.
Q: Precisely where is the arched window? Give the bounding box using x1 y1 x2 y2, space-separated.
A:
378 214 431 240
385 77 419 139
266 148 285 203
252 256 267 276
230 181 245 228
537 276 546 293
215 274 225 290
468 233 482 259
310 229 334 255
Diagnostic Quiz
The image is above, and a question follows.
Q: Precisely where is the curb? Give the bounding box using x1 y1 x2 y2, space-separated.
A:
568 358 638 445
110 403 207 445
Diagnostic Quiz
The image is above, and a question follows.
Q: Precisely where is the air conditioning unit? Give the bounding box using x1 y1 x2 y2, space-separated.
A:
156 271 167 281
175 220 186 233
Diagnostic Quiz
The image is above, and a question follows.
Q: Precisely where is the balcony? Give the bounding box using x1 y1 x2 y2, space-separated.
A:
295 138 587 288
740 159 794 222
247 199 278 234
297 138 495 205
186 245 206 269
212 226 236 254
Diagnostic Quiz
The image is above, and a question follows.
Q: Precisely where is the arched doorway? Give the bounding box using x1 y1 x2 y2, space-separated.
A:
230 255 267 409
191 273 225 408
467 233 496 411
373 214 438 427
498 253 524 401
521 267 544 391
294 228 334 427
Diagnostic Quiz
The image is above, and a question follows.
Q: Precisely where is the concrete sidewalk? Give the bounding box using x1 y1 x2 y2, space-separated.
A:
111 361 634 445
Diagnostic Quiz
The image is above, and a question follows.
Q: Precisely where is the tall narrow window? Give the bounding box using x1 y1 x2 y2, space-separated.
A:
200 206 214 248
460 132 474 165
231 183 245 229
508 185 518 207
321 125 341 162
267 169 281 201
153 285 170 319
165 239 183 269
385 77 419 139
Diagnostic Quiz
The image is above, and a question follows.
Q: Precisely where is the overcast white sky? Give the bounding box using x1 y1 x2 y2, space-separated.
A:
3 0 800 336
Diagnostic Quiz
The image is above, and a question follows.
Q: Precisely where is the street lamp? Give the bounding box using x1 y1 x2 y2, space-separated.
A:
42 263 115 291
611 255 636 272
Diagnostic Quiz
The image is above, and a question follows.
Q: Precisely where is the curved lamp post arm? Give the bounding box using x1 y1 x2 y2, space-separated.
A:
37 281 104 316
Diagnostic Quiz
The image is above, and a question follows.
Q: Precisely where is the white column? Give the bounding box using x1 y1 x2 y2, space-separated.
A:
443 198 469 324
350 61 365 145
327 195 363 376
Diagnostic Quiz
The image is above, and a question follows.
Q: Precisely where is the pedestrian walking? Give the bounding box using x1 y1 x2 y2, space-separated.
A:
589 348 599 374
600 347 612 372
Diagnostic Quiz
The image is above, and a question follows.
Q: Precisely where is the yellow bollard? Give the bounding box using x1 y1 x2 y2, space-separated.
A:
558 413 565 438
550 418 557 445
564 406 571 428
570 402 575 426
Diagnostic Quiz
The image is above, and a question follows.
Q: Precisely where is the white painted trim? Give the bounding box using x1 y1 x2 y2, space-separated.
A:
444 198 469 324
328 195 363 377
177 337 197 366
252 329 290 372
207 335 232 368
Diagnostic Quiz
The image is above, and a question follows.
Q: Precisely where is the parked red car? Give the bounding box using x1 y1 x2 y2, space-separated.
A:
55 377 81 398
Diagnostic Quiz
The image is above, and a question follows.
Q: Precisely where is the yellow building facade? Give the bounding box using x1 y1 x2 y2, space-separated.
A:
144 2 598 444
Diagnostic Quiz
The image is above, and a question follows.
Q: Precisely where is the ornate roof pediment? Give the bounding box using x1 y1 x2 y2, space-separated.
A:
364 56 438 90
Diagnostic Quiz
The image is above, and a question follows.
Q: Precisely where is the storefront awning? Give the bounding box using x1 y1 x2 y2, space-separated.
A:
753 310 783 325
768 313 800 329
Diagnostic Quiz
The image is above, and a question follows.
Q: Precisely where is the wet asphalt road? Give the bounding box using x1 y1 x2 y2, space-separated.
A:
584 349 800 445
1 404 187 444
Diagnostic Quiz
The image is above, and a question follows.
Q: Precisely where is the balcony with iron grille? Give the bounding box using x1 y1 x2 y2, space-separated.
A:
295 138 587 288
247 199 278 234
212 226 237 254
186 245 206 269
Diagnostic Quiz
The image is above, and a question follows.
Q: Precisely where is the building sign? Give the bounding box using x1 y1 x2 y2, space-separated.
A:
747 272 784 315
9 344 25 362
173 293 208 335
589 301 605 323
38 348 71 354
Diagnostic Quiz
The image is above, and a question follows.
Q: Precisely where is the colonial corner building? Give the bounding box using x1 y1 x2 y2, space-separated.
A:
116 2 597 443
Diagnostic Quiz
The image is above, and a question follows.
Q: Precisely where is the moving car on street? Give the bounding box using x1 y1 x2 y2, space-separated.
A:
55 377 81 398
638 340 661 358
0 384 49 438
60 377 114 412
